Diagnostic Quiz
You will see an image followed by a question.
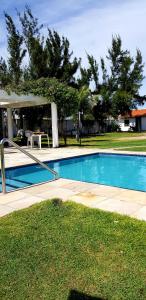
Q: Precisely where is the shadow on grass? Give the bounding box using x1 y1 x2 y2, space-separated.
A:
68 289 107 300
59 144 101 148
82 139 109 143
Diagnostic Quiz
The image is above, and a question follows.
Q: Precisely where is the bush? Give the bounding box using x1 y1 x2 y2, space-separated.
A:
107 121 121 132
51 198 63 206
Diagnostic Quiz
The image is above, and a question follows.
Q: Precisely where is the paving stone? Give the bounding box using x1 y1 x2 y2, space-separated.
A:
113 190 146 204
0 191 28 204
62 181 90 192
23 184 56 195
37 187 77 201
9 196 44 210
91 186 122 197
95 198 142 216
70 193 106 207
0 204 16 217
132 206 146 221
0 147 146 221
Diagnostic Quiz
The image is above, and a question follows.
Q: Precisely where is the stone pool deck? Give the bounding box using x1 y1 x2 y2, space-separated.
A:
0 146 146 221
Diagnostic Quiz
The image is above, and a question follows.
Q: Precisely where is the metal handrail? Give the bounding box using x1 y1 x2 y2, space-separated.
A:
0 138 59 194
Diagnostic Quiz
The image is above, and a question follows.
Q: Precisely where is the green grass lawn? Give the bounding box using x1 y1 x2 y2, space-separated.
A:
58 132 146 151
1 200 146 300
66 137 146 149
117 147 146 152
14 132 146 151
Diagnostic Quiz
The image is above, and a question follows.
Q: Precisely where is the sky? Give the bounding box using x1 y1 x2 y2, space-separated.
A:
0 0 146 100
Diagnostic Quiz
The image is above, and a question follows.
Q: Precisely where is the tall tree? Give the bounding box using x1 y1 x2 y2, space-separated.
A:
5 13 26 84
0 57 10 87
45 29 80 84
106 35 144 115
77 66 92 88
81 35 145 129
19 8 80 82
26 38 48 80
78 54 99 90
0 57 10 138
74 86 92 141
130 49 144 96
87 54 99 91
101 58 108 85
93 35 144 123
18 6 43 53
19 6 47 79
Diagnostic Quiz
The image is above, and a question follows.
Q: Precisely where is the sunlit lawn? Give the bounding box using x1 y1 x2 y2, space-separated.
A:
1 200 146 300
58 132 146 150
117 146 146 152
14 131 146 151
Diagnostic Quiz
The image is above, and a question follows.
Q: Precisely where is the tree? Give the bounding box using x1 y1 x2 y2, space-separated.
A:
0 57 10 87
2 7 145 138
19 7 80 83
78 54 99 90
17 7 81 137
25 38 48 80
93 35 145 127
87 54 99 91
8 77 79 144
19 6 47 80
80 36 144 130
100 58 108 86
45 29 80 84
73 86 92 141
92 92 111 132
77 66 92 88
5 13 26 84
18 6 43 53
106 35 144 115
0 57 11 139
78 54 106 130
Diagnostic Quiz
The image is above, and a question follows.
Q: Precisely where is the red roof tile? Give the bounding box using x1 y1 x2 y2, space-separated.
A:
120 109 146 119
130 109 146 117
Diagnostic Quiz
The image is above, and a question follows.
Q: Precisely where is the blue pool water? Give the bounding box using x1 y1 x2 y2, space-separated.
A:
1 153 146 192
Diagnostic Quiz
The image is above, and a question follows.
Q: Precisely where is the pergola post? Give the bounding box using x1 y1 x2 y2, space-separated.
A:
7 108 13 139
51 102 59 148
0 108 3 139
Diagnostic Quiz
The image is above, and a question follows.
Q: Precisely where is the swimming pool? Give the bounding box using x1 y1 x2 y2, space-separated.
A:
1 153 146 192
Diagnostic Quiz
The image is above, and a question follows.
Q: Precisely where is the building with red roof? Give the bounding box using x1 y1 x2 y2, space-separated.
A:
130 109 146 118
118 108 146 131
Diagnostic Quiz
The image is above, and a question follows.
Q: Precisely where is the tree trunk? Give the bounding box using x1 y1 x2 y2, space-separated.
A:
60 118 67 146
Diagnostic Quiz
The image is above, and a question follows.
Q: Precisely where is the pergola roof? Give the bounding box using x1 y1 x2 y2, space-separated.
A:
0 90 48 108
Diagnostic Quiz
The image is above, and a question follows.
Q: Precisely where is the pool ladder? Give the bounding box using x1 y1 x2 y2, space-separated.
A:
0 138 59 194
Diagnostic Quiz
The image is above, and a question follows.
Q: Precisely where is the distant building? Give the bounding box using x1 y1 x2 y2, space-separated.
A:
118 109 146 132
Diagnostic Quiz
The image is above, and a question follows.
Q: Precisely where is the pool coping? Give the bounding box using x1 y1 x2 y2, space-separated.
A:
2 151 146 194
0 148 146 221
4 150 146 171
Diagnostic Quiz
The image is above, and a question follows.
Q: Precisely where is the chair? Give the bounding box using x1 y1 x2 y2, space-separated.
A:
25 130 33 147
17 129 25 138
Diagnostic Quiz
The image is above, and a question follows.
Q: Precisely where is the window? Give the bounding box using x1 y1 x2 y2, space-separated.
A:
124 119 129 126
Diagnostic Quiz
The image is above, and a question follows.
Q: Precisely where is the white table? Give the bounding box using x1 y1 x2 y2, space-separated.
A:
30 134 49 149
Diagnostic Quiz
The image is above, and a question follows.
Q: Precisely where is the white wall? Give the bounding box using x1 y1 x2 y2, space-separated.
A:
118 118 136 131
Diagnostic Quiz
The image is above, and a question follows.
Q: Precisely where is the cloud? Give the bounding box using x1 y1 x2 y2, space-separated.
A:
51 2 145 62
0 0 145 95
50 0 146 94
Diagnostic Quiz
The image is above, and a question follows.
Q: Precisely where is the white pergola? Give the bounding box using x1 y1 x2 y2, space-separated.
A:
0 90 59 148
